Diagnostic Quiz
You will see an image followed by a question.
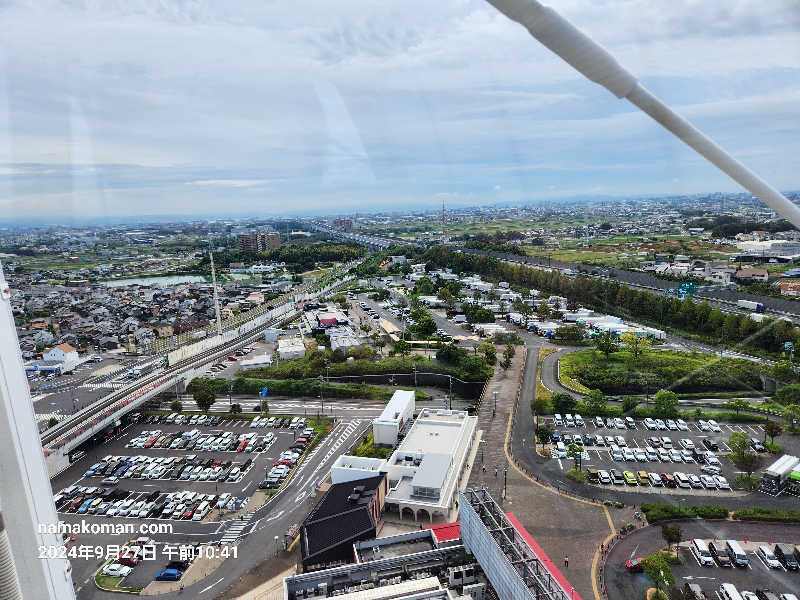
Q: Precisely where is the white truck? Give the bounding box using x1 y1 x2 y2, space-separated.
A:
737 299 765 313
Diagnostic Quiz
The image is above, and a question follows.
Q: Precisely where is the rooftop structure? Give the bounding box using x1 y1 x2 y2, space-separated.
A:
330 456 386 485
277 336 305 360
300 474 388 571
372 389 415 446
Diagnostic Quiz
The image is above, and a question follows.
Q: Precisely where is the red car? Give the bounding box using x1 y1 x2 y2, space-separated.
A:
660 472 676 488
236 441 248 452
294 437 309 445
118 551 141 567
625 557 644 573
227 356 238 361
274 459 293 467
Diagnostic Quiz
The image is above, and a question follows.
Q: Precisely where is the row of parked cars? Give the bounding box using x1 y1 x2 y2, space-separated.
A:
126 428 275 454
259 427 317 489
628 540 799 600
591 468 730 490
82 453 252 485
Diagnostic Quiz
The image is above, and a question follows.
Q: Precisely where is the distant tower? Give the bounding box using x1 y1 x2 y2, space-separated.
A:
441 198 446 240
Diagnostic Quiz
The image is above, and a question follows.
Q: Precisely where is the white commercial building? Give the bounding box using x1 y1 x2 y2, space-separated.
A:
277 337 306 360
372 389 415 446
43 343 78 364
383 409 477 523
328 326 362 352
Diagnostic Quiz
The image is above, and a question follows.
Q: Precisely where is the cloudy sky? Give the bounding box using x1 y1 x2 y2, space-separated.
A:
0 0 798 220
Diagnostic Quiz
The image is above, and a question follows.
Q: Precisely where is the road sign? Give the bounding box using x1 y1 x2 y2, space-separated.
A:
260 386 269 397
785 341 794 351
677 282 695 299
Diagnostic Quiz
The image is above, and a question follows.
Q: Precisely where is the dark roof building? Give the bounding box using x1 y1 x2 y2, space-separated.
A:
300 473 387 571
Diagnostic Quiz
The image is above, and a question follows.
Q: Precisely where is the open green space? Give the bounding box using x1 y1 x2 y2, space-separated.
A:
560 349 762 395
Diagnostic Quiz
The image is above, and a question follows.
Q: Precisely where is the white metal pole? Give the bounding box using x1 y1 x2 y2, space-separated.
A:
484 0 800 229
0 262 76 599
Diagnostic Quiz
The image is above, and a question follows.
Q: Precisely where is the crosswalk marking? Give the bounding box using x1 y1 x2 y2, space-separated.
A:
219 512 254 544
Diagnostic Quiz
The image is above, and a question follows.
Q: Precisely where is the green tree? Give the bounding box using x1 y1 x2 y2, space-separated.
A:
500 354 512 373
170 399 183 413
48 416 59 427
643 553 674 594
536 424 553 449
532 396 551 416
193 386 216 413
775 384 800 405
728 431 750 462
536 302 551 319
374 337 386 355
230 403 242 414
724 398 750 414
652 389 679 419
585 389 607 416
414 314 437 338
622 396 639 413
620 332 651 361
478 341 497 366
763 420 782 443
738 451 763 478
503 344 516 361
567 442 583 470
412 277 436 296
261 398 270 414
772 360 796 383
661 524 682 553
393 338 411 356
593 330 619 359
551 392 577 415
783 403 800 432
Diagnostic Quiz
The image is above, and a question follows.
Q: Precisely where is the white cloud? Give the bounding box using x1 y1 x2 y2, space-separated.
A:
186 179 272 187
0 0 797 216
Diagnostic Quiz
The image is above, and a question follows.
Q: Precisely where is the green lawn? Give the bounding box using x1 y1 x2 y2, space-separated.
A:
560 349 763 395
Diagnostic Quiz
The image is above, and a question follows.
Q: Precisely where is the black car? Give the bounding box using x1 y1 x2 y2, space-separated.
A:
708 541 732 567
702 438 719 451
773 543 799 570
170 467 183 479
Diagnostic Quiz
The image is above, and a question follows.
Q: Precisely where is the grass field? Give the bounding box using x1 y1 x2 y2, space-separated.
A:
560 348 763 395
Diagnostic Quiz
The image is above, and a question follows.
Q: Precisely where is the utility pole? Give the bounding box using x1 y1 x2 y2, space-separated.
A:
319 374 324 417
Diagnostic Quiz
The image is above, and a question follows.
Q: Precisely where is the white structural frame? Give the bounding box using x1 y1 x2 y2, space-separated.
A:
0 264 76 599
485 0 800 230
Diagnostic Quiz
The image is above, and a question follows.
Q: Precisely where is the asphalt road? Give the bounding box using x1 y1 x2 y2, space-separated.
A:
56 416 370 600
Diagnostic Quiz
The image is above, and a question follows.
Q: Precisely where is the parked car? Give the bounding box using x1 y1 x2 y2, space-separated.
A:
103 563 132 577
155 568 182 581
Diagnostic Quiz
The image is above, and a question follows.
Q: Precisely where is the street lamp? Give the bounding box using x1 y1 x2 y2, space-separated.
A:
319 374 324 417
274 535 280 556
493 391 497 414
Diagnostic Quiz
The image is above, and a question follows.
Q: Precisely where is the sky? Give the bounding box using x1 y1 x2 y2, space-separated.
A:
0 0 799 220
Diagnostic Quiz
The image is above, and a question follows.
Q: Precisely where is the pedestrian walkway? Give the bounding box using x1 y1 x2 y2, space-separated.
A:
220 512 255 544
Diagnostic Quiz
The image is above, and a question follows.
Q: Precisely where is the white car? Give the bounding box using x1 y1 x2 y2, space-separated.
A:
669 449 682 462
680 438 695 450
102 563 132 577
666 419 678 431
623 449 635 461
597 470 612 484
644 418 657 430
700 474 717 489
676 419 689 431
688 474 702 488
645 447 658 461
633 449 647 462
757 545 781 569
658 448 670 462
701 465 722 476
681 450 694 463
613 418 625 429
697 420 711 432
705 453 721 466
713 475 730 490
707 419 722 433
655 419 667 430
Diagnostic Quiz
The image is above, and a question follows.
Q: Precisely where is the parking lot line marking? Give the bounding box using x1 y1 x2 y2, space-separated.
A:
199 577 224 594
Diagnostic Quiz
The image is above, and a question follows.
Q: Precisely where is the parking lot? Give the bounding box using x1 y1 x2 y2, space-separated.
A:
53 414 319 524
672 539 800 599
606 522 800 600
545 415 776 495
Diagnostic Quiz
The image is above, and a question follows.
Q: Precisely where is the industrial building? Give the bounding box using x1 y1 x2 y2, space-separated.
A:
277 336 306 360
372 389 415 446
